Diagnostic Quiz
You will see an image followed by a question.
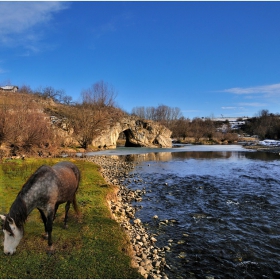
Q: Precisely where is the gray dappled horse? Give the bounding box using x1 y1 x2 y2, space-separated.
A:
1 161 80 255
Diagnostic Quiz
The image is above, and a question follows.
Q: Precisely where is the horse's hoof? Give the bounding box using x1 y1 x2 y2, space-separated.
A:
42 233 48 240
47 250 54 256
46 246 55 255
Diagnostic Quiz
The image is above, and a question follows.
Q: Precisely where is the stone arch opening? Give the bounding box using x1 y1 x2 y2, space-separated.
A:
116 131 125 147
122 129 142 147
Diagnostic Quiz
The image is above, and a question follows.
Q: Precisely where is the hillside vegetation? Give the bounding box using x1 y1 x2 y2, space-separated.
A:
0 82 124 158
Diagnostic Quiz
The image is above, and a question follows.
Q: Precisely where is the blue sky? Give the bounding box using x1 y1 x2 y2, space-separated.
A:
1 1 280 119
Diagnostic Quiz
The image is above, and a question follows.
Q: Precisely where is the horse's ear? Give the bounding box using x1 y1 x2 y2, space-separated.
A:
0 214 6 221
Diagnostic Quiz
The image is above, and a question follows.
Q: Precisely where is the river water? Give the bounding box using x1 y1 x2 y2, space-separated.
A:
88 145 280 279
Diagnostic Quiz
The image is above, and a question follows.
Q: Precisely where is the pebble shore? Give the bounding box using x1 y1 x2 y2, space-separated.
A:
84 155 169 279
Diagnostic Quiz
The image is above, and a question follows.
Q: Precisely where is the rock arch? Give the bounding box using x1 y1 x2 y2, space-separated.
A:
123 129 140 147
91 116 172 149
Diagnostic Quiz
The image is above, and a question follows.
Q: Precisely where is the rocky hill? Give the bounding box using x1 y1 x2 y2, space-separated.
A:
0 90 172 158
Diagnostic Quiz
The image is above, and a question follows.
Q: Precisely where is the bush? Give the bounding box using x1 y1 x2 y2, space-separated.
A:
0 94 58 156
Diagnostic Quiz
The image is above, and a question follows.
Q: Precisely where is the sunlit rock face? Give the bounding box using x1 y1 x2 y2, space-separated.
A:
91 116 172 149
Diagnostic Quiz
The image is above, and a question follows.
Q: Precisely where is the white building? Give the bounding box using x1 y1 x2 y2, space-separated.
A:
0 85 19 92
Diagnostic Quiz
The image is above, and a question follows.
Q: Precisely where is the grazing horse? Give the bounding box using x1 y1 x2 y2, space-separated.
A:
0 161 80 255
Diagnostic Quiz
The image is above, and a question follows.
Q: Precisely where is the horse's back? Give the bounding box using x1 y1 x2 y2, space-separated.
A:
53 161 80 182
52 162 80 203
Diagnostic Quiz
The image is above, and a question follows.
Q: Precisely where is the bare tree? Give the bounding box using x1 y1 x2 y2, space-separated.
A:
65 81 122 149
146 106 157 120
189 118 205 142
81 80 117 107
33 86 66 103
202 118 216 140
131 106 146 118
131 104 183 126
18 84 33 94
61 94 73 105
171 117 191 139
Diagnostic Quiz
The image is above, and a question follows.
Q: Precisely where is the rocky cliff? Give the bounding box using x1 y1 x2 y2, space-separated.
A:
91 116 172 149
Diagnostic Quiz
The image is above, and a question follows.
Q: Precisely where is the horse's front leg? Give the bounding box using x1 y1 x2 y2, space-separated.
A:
53 203 59 221
38 208 48 240
46 211 54 254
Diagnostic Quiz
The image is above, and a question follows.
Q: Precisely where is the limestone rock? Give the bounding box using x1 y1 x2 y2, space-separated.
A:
91 116 172 149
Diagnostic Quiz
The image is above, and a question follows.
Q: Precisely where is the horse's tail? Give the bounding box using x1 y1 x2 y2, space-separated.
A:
72 195 79 214
73 165 80 215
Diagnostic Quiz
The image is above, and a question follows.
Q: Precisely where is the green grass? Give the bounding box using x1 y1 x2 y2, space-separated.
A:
0 158 141 278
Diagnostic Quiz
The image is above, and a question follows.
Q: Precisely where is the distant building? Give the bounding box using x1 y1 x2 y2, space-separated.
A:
0 85 19 92
259 139 280 147
211 117 249 122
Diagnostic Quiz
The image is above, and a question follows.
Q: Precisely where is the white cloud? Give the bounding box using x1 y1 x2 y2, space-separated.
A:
222 83 280 97
0 2 68 46
238 102 268 107
221 106 240 110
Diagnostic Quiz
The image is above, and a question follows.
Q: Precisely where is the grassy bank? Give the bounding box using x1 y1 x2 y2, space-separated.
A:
0 158 141 278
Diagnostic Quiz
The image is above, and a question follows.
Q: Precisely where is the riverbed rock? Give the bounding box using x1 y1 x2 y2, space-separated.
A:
84 155 168 279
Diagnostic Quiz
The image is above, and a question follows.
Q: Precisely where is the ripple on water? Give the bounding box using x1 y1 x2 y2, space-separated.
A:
126 151 280 278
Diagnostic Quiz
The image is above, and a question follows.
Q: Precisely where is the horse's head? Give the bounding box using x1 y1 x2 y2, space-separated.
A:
0 214 23 255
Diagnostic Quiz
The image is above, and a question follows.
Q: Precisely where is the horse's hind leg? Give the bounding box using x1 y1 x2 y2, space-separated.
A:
63 201 71 229
46 211 55 254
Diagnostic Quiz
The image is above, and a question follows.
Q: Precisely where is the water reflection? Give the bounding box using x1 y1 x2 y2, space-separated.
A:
85 144 248 156
85 145 280 162
120 150 280 163
122 152 173 162
244 151 280 161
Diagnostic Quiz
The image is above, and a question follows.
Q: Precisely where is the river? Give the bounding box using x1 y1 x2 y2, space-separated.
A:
87 145 280 279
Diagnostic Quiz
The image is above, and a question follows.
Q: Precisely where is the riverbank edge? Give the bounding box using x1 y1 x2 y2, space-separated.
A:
243 145 280 153
83 155 168 279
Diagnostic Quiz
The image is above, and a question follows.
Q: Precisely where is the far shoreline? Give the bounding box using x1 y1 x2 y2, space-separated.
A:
243 144 280 154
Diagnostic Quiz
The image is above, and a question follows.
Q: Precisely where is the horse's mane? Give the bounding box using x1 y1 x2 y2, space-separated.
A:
8 195 28 229
20 165 53 196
